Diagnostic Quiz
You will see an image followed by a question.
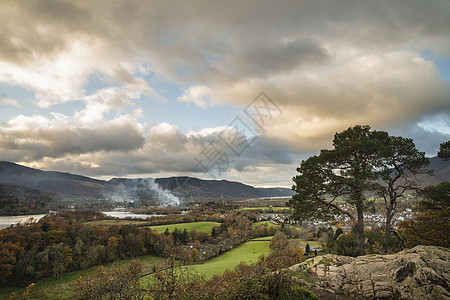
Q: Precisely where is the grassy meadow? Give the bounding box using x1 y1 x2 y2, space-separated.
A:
148 221 221 234
0 233 323 299
187 238 271 278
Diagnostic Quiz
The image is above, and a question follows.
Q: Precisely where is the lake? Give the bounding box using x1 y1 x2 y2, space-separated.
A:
0 214 46 229
0 211 164 229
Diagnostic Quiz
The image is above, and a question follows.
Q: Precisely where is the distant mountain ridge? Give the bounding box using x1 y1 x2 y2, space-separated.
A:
155 176 294 198
417 156 450 186
0 161 294 202
1 157 448 206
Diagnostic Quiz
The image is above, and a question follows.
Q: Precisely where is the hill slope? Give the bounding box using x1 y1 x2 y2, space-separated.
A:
0 161 105 198
1 157 447 207
0 162 294 205
415 156 450 186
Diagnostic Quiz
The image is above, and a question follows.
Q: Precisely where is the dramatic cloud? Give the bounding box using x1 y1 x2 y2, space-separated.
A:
1 0 449 185
0 114 145 161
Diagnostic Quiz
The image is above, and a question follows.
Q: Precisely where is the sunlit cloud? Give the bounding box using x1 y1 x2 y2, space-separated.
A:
1 0 450 186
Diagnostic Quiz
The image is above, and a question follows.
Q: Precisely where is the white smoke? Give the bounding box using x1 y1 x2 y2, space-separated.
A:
143 178 180 206
107 182 138 202
106 178 180 206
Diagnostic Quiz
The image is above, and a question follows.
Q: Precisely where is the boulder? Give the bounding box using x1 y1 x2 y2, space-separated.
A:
290 245 450 299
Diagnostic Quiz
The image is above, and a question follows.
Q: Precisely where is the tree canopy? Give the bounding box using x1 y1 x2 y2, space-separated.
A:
375 135 430 251
420 181 450 210
438 140 450 161
288 125 390 255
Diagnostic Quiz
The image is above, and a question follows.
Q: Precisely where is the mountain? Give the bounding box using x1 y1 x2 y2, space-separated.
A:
0 184 57 215
1 157 447 208
0 162 294 206
154 176 294 199
0 161 105 198
415 156 450 187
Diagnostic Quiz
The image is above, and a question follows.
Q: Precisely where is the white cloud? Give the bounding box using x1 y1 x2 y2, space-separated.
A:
178 85 213 109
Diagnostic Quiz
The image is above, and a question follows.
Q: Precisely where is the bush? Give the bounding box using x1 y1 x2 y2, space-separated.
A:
398 209 450 248
326 232 359 257
276 284 319 300
71 259 144 300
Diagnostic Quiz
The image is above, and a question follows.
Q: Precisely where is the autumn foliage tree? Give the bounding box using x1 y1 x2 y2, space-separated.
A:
398 209 450 248
72 259 145 300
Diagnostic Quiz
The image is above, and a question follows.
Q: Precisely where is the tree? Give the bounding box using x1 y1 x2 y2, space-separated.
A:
72 259 144 300
375 136 430 252
333 228 344 240
438 140 450 161
398 209 450 248
163 228 170 236
305 244 310 254
148 257 200 300
288 125 389 255
0 242 23 285
420 181 450 210
270 231 289 251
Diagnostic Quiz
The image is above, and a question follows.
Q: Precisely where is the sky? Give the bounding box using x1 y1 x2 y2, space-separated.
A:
0 0 450 188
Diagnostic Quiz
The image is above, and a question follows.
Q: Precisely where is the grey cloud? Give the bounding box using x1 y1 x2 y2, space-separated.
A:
10 123 297 178
0 118 145 161
386 121 450 157
227 39 330 79
4 0 450 77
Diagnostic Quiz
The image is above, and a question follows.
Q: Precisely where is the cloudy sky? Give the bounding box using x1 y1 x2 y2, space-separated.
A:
1 0 450 187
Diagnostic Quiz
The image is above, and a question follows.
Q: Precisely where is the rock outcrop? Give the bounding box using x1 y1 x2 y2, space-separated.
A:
290 245 450 299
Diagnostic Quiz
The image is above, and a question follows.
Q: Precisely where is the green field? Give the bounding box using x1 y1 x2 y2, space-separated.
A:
187 238 271 278
148 221 221 234
0 255 162 299
0 235 274 298
0 237 274 298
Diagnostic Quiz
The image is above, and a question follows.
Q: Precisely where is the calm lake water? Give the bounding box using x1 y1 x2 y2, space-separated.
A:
0 214 46 229
0 211 164 230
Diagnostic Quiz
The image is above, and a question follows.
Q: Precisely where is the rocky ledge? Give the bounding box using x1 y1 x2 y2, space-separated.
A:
290 245 450 299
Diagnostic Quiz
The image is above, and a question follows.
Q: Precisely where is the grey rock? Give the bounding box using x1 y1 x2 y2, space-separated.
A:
290 245 450 299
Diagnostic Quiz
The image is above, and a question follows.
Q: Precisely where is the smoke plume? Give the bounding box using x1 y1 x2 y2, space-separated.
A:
106 178 180 206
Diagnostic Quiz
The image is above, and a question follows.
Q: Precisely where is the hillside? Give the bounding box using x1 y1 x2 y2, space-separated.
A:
0 161 105 198
0 184 57 215
0 157 447 210
0 162 294 210
155 176 294 199
415 156 450 186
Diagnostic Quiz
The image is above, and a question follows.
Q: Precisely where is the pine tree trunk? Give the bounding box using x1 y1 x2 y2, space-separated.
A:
356 205 365 256
383 204 393 253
